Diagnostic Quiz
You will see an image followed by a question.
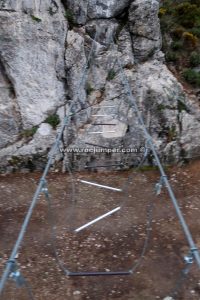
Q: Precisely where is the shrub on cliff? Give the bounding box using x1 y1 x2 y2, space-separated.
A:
183 69 200 86
190 51 200 67
159 0 200 88
173 2 200 28
182 32 198 48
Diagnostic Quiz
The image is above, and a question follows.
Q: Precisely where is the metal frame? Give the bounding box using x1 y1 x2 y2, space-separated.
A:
116 55 200 268
1 30 200 294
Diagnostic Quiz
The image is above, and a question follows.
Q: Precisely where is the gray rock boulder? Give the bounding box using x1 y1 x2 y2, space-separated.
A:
0 0 67 129
62 0 131 24
129 0 161 61
87 0 131 19
0 122 57 172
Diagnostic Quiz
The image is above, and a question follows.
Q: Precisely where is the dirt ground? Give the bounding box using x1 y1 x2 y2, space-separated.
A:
0 160 200 300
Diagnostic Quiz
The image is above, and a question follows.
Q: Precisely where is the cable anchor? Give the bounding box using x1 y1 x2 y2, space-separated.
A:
181 249 195 278
8 260 25 287
143 140 151 157
184 247 198 265
155 175 167 195
183 247 198 266
41 179 49 197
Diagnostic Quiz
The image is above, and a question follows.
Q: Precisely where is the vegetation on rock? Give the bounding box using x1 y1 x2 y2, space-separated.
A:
85 82 94 95
106 69 116 81
45 114 60 129
20 126 38 138
159 0 200 87
31 15 42 22
64 9 75 29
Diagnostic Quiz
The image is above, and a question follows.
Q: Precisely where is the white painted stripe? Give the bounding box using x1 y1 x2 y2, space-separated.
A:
75 207 121 233
78 179 122 191
89 131 116 134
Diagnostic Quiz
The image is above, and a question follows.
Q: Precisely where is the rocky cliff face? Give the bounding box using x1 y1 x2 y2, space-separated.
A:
0 0 200 172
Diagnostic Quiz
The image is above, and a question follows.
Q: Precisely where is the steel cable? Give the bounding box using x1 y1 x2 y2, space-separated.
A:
43 32 155 276
0 27 99 296
112 37 200 269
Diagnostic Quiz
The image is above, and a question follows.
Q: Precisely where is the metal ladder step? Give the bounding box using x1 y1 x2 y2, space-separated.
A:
68 271 131 276
85 163 124 169
89 131 115 134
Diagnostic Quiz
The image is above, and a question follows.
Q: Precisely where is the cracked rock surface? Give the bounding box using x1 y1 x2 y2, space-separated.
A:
0 0 200 171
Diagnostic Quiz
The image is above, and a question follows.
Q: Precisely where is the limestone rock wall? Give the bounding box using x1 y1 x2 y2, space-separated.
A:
0 0 200 172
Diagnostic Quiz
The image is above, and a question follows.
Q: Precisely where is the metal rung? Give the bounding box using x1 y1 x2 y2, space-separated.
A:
77 179 122 192
89 131 115 134
85 163 124 169
75 207 121 233
68 271 131 276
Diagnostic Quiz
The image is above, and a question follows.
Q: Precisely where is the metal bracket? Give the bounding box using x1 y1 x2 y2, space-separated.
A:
182 249 195 276
184 255 193 265
184 248 197 265
8 260 25 287
42 187 49 196
143 140 150 158
155 175 167 195
40 179 49 197
190 247 198 254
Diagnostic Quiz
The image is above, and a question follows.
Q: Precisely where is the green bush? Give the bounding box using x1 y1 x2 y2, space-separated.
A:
191 0 200 6
174 2 200 28
160 14 174 33
182 31 198 48
159 7 167 17
183 68 200 86
64 9 75 28
165 51 178 62
190 51 200 67
45 114 60 129
171 40 183 50
190 27 200 38
171 26 185 39
159 0 200 81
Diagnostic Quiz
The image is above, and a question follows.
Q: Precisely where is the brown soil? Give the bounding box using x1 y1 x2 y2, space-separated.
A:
0 160 200 300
